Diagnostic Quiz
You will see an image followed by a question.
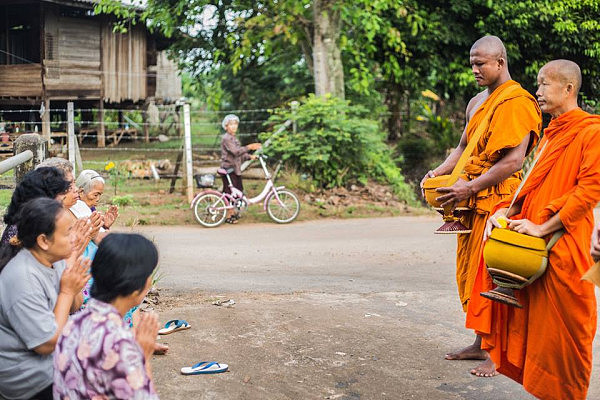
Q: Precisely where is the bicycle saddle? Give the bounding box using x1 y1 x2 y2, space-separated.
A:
217 167 234 175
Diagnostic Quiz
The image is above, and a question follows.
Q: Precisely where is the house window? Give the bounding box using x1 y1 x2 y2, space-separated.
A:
0 5 41 65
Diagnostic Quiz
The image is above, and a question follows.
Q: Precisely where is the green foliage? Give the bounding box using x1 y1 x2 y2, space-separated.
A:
261 95 415 203
111 194 135 207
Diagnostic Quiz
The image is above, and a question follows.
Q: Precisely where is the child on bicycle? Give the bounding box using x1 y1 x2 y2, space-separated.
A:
220 114 261 224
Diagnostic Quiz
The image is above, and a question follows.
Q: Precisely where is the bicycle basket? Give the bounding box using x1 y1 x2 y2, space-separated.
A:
194 174 215 188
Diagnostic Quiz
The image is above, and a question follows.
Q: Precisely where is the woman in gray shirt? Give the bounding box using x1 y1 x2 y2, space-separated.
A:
0 198 89 400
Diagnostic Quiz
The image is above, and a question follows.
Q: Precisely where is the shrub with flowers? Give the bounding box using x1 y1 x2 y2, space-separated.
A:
104 161 127 195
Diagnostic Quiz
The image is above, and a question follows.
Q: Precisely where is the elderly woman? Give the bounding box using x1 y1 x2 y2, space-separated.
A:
53 234 160 399
0 198 89 400
220 114 261 223
70 169 118 232
71 171 167 354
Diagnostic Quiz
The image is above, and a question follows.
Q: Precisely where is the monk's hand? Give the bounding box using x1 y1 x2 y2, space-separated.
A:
508 219 543 237
420 170 436 197
484 209 508 241
436 178 474 210
591 224 600 262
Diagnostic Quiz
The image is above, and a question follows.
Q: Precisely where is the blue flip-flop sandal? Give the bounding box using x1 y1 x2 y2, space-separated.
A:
181 361 229 375
158 319 191 335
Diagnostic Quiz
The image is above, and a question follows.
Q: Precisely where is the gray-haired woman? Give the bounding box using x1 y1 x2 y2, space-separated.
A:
220 114 261 223
70 169 118 234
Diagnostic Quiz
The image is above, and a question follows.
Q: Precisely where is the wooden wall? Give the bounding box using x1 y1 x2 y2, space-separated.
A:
102 24 146 103
44 11 102 99
0 64 43 97
154 51 182 101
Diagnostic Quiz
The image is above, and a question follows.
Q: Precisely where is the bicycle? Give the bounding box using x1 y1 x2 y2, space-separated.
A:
190 155 300 227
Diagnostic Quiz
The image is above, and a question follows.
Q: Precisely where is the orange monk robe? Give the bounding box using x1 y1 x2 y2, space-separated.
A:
456 80 541 312
466 108 600 400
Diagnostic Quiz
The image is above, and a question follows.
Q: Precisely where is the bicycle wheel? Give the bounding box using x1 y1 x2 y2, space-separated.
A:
193 193 227 227
266 189 300 224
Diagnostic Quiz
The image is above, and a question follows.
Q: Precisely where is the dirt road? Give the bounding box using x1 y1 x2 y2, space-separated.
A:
132 216 600 400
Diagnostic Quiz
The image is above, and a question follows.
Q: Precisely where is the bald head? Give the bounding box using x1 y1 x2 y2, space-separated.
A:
471 36 508 64
540 59 582 93
469 36 511 90
536 59 581 117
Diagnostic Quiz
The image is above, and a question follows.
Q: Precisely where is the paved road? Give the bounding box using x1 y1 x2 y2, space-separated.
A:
134 216 600 399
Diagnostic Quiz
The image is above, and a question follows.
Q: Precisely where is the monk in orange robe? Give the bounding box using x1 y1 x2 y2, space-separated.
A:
421 36 541 376
466 60 600 399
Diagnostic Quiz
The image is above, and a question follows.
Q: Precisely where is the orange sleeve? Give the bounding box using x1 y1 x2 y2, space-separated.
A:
557 128 600 233
485 96 542 156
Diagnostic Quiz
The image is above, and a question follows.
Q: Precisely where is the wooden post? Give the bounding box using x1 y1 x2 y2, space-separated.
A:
183 103 193 202
41 98 51 140
143 102 150 143
98 100 105 148
13 134 48 184
67 102 76 175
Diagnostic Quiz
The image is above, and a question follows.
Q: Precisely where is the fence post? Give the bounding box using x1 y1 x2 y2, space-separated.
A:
67 102 76 175
13 134 48 184
41 99 51 140
183 103 194 202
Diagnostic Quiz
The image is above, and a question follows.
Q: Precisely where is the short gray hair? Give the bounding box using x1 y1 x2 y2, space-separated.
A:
221 114 239 130
75 169 105 194
36 157 73 175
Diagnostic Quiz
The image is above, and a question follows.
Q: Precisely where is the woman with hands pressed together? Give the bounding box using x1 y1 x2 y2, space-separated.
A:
54 234 161 399
0 198 90 400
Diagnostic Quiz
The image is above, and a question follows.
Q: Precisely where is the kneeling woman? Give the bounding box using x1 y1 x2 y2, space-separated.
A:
0 198 89 400
53 233 160 399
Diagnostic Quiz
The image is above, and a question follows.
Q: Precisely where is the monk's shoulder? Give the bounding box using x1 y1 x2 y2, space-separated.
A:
495 95 541 122
579 121 600 142
466 90 487 117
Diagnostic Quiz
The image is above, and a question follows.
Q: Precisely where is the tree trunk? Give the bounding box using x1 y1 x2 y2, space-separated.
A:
385 85 404 142
312 0 344 99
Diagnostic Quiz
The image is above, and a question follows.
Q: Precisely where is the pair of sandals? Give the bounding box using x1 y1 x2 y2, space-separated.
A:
225 213 240 224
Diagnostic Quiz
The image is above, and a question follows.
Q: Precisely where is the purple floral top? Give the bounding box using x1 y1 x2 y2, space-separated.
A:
53 299 158 400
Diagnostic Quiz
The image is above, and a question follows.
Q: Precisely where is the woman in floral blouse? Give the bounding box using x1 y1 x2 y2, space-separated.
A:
53 233 160 399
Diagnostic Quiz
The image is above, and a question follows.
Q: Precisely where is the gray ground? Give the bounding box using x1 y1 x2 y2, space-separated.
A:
133 215 600 400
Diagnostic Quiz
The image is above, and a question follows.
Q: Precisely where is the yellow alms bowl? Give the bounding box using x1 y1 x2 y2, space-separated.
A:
423 175 469 209
483 228 548 278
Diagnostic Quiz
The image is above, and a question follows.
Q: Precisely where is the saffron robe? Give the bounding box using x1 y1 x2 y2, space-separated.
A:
456 80 541 311
466 108 600 400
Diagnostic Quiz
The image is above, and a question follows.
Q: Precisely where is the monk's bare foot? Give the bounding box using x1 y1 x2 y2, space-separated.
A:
470 358 498 378
153 342 169 355
445 343 487 360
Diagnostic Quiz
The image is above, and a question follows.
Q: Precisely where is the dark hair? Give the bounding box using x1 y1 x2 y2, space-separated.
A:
4 167 71 225
91 234 158 303
0 198 64 272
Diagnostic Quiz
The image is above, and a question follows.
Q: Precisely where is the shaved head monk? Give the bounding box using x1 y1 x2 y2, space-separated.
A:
420 35 542 377
466 59 600 399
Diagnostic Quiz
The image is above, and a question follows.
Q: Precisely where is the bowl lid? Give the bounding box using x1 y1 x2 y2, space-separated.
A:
422 175 451 189
489 228 548 252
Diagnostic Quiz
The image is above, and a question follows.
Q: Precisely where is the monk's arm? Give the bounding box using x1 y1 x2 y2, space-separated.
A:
508 212 563 237
420 95 480 192
466 134 530 195
437 135 530 206
432 131 467 176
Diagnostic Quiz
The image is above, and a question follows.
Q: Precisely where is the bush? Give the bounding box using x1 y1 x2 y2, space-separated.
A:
111 194 135 207
260 94 415 203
